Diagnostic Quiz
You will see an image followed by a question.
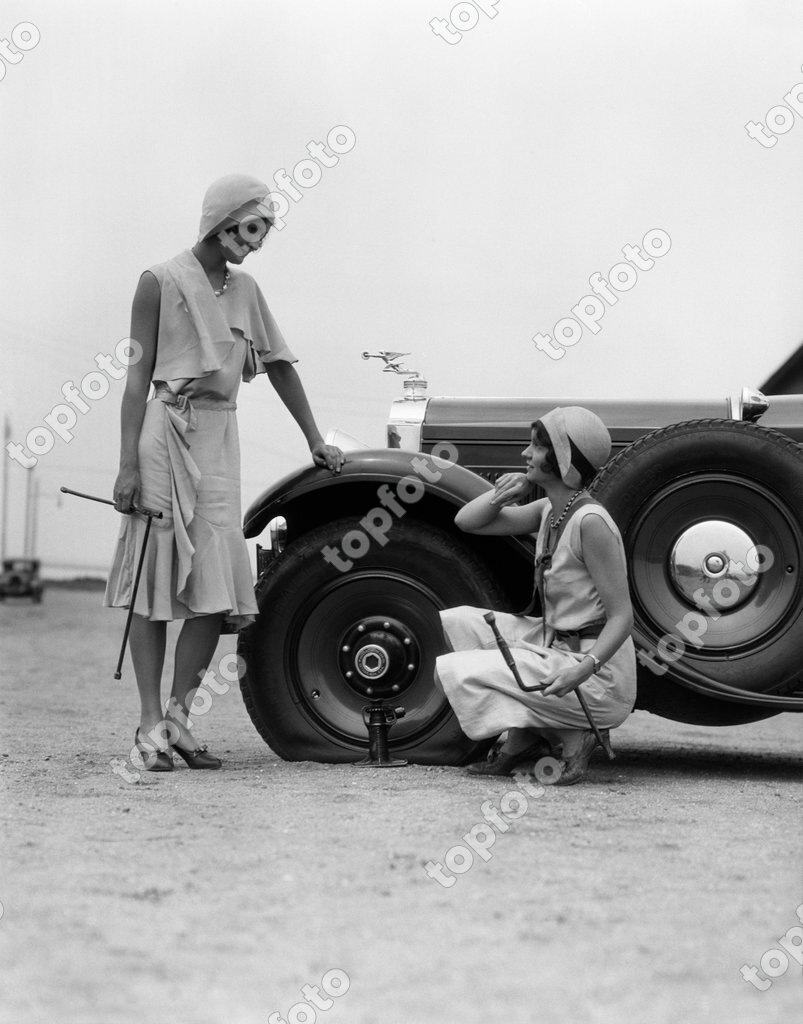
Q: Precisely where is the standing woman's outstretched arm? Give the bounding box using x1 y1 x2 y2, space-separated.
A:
264 359 345 474
113 271 160 512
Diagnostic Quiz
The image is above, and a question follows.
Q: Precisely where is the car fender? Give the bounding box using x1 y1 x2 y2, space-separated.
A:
245 448 498 537
243 448 535 609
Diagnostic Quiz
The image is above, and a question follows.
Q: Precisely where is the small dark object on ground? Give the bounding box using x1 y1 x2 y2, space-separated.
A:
0 558 43 602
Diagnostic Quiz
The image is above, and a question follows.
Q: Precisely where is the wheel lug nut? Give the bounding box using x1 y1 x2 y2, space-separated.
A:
383 621 390 629
345 670 353 678
357 625 365 633
341 644 350 652
366 687 374 695
407 663 415 671
403 637 411 646
391 684 400 692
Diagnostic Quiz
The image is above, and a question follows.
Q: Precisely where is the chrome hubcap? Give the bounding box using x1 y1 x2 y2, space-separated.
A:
669 520 759 610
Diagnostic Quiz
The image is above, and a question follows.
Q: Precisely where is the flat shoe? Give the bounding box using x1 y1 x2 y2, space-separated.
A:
134 729 174 772
467 740 550 777
171 743 222 770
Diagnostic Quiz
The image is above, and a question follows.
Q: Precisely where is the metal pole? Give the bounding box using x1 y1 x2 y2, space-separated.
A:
1 414 9 562
30 474 39 560
114 513 154 680
23 468 34 557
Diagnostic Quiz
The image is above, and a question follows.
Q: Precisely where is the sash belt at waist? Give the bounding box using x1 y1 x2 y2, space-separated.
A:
552 620 606 651
153 382 236 412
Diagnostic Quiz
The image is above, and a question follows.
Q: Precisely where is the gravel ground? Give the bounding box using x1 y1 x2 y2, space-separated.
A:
1 589 801 1024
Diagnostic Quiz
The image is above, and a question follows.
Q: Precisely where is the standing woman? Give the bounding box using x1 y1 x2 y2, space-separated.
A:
435 407 636 785
105 174 344 771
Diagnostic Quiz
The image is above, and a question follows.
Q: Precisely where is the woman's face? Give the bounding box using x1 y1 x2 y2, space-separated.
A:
216 218 270 263
522 428 555 484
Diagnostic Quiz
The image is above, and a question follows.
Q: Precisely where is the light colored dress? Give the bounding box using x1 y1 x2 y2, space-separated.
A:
435 503 637 739
104 249 296 628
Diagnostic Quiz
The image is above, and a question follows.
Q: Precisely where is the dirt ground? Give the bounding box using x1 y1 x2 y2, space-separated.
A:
1 589 801 1024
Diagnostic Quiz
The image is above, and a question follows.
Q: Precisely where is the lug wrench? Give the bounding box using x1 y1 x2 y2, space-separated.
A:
483 611 615 761
60 487 163 680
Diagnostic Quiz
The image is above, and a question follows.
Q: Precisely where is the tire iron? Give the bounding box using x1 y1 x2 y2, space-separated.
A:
484 611 615 761
60 487 163 680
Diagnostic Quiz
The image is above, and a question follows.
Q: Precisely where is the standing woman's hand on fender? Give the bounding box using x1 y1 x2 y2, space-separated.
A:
311 441 346 475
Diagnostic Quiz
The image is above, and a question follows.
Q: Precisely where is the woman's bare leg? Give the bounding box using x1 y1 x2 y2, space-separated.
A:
166 613 224 748
128 614 167 736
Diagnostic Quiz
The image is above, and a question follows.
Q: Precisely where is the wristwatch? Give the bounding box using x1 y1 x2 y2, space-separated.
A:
583 652 602 674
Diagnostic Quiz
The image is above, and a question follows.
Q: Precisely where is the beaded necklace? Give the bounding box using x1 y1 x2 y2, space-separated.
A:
548 489 584 531
213 269 231 297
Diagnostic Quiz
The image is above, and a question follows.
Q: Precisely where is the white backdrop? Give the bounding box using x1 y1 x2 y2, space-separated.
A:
1 0 802 573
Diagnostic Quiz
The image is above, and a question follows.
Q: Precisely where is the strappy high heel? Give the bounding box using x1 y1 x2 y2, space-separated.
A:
170 743 222 770
134 728 174 772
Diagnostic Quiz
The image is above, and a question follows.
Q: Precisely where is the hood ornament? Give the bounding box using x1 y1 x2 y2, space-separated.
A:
362 351 427 400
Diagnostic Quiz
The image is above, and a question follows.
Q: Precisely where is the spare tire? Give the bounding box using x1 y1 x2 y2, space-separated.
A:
590 419 803 706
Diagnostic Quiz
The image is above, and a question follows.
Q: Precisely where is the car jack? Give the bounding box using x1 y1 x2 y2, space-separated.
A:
354 703 408 767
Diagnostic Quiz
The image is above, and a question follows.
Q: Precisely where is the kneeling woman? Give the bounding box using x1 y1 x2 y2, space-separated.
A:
435 406 636 785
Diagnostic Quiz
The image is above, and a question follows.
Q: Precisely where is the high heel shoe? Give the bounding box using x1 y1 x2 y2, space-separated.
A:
555 728 611 786
170 742 222 770
134 729 174 772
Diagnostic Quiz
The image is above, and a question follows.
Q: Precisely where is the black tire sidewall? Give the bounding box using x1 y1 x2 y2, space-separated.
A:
591 420 803 692
239 515 504 763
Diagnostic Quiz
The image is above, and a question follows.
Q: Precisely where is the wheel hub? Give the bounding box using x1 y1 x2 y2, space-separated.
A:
338 615 420 699
669 520 759 610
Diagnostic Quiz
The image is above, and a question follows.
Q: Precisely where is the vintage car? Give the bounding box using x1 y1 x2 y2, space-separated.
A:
0 558 44 603
237 372 803 764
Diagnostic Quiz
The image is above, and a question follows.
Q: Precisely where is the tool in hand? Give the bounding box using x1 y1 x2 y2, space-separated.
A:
60 486 163 680
483 610 615 761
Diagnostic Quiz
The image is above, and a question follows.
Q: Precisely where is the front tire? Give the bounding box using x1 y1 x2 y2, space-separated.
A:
239 516 507 763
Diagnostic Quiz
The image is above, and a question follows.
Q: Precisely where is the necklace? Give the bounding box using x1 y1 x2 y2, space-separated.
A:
548 489 583 530
213 269 231 297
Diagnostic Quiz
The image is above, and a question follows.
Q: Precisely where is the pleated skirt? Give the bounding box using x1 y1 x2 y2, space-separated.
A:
103 396 258 628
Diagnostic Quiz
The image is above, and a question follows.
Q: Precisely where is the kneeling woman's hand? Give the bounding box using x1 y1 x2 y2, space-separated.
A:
541 658 595 698
490 472 531 507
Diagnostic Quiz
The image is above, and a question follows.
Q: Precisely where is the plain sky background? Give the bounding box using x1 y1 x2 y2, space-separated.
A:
2 0 803 574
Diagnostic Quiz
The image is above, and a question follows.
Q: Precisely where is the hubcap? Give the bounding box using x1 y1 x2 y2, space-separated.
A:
626 475 800 653
669 520 759 610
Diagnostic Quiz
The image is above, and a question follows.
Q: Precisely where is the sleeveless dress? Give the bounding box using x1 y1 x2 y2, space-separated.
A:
103 249 296 629
435 503 637 739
